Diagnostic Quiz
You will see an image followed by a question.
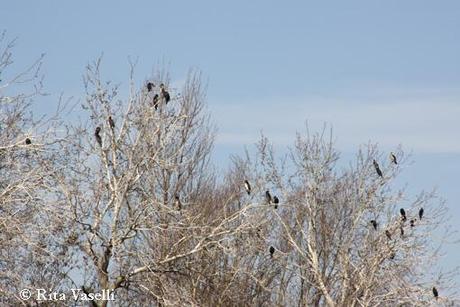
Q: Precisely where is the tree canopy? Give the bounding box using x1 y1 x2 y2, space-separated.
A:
1 35 458 307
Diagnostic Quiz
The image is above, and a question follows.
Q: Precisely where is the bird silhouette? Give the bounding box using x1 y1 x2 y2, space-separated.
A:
108 116 115 129
174 195 182 211
164 91 170 103
244 180 251 195
385 230 392 240
265 190 272 204
25 138 32 145
432 287 439 300
390 152 398 164
153 94 159 110
269 246 275 258
419 208 424 220
373 160 383 177
273 196 279 209
95 127 102 147
147 82 154 92
410 219 415 227
370 220 378 230
400 208 407 221
160 83 170 104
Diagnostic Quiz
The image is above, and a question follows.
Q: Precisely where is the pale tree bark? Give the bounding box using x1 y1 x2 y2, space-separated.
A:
40 58 267 306
0 32 71 306
0 38 458 306
228 128 459 306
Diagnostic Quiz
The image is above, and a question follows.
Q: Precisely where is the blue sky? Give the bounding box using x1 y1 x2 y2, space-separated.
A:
2 0 459 282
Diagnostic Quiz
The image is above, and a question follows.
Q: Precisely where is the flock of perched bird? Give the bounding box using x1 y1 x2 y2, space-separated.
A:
92 82 171 148
88 83 440 301
371 153 424 237
243 179 281 259
242 152 440 300
147 82 170 110
372 154 439 299
244 180 280 208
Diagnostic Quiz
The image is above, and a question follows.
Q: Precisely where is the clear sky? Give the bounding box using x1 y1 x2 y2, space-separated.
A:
2 0 459 283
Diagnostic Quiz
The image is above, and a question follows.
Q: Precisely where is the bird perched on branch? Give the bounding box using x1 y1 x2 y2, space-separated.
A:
244 180 251 195
419 208 424 220
25 138 32 145
269 246 275 258
265 190 272 204
373 160 383 177
153 94 159 110
273 196 279 209
160 83 170 104
108 116 115 129
385 230 392 240
174 195 182 211
390 152 398 164
95 127 102 147
147 82 154 92
432 287 439 300
370 220 378 230
400 208 407 222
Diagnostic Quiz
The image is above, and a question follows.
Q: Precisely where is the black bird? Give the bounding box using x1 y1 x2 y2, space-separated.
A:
265 190 272 204
370 220 378 230
95 127 102 147
160 83 170 104
164 91 170 103
244 180 251 195
25 138 32 145
108 116 115 129
147 82 154 92
153 94 159 110
174 195 182 210
273 196 279 209
373 160 383 177
419 208 424 220
400 208 407 222
390 152 398 164
385 230 392 240
269 246 275 258
410 219 415 227
432 287 439 299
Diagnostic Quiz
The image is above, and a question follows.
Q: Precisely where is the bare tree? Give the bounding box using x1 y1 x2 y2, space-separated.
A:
0 32 71 305
221 129 459 306
40 59 265 306
0 38 458 306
